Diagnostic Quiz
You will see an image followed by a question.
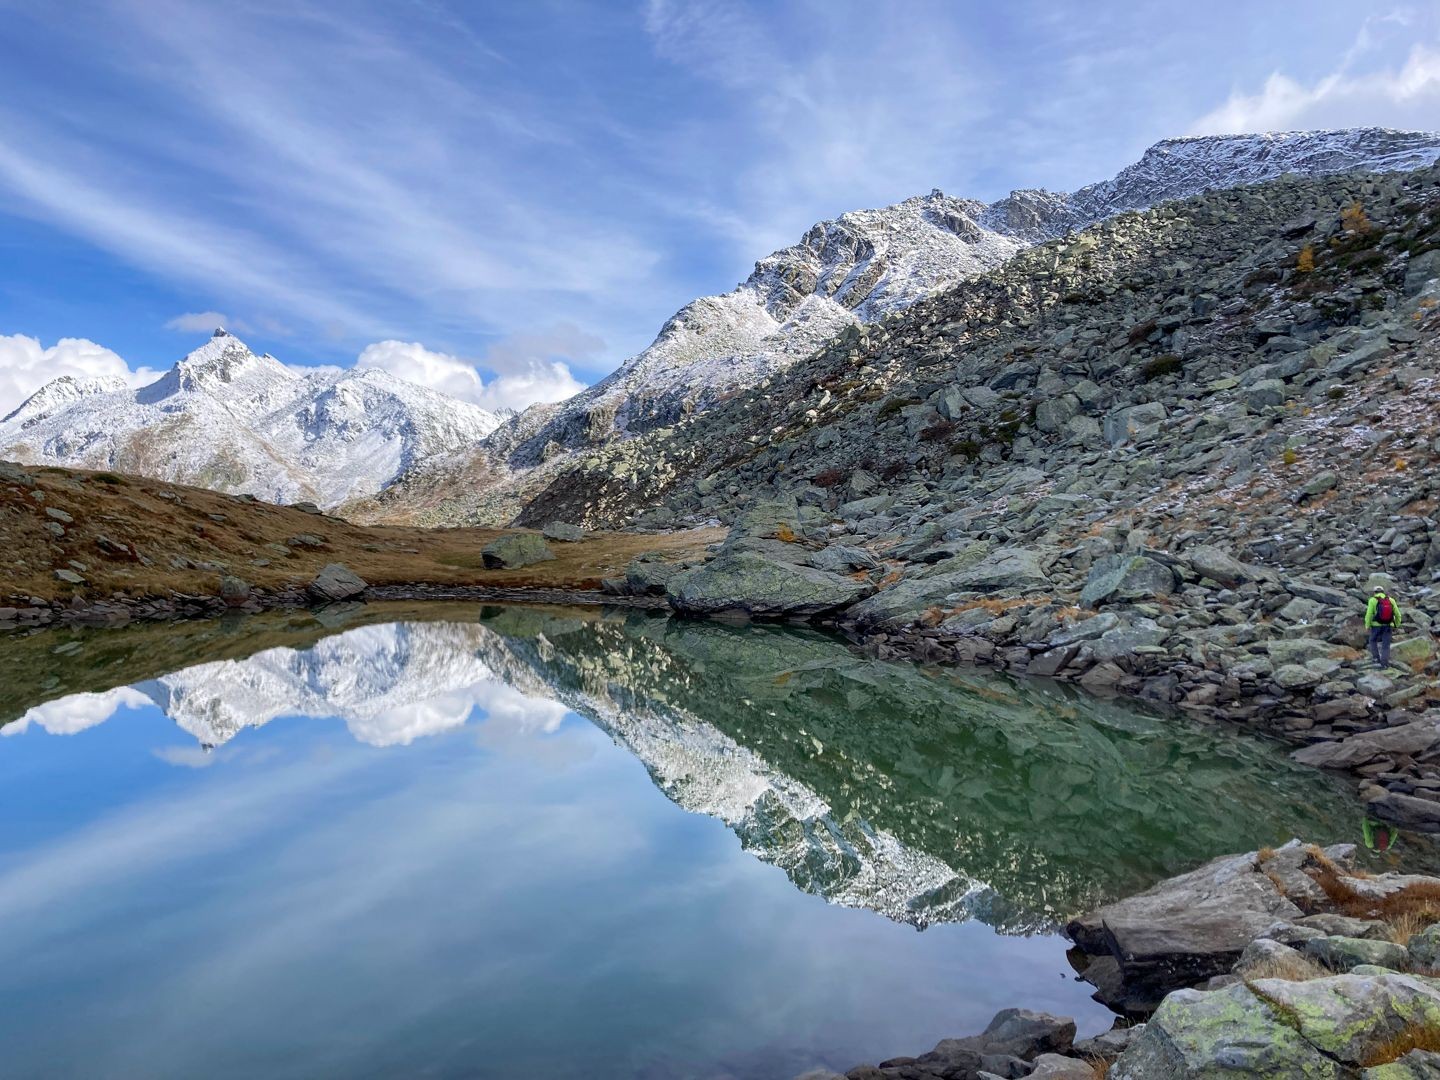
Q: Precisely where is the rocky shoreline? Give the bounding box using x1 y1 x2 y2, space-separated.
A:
815 840 1440 1079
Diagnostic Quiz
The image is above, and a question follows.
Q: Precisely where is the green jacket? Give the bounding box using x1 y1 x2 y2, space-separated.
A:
1365 593 1402 628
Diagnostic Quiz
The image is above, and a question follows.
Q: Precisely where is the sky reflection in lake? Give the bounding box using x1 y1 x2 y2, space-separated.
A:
0 636 1110 1080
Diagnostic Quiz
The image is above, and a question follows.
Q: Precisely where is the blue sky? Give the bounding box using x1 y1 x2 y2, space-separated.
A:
1 0 1438 415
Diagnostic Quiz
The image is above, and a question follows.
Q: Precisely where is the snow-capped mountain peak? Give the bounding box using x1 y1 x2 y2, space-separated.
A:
0 333 503 508
473 126 1440 482
3 373 131 425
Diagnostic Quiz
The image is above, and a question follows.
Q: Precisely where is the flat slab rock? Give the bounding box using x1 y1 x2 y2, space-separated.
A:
1066 844 1333 1013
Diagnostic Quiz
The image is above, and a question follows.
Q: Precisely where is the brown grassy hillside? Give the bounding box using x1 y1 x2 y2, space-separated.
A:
0 463 719 603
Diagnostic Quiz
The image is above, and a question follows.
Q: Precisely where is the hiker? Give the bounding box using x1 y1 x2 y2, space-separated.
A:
1365 585 1402 668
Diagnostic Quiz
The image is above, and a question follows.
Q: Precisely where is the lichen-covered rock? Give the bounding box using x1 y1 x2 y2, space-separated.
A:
1111 983 1344 1079
1245 972 1440 1065
481 533 556 569
1080 554 1177 608
1409 924 1440 971
1301 935 1410 973
667 551 872 617
946 546 1052 592
1363 1049 1440 1078
307 563 367 602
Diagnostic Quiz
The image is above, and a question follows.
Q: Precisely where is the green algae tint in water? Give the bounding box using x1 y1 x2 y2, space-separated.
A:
0 604 1392 1079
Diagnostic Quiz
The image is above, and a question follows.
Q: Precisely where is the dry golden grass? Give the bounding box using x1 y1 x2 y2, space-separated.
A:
1242 951 1333 983
1257 846 1278 863
1309 862 1440 922
1087 1058 1111 1079
1359 1020 1440 1067
0 465 722 602
1386 910 1433 947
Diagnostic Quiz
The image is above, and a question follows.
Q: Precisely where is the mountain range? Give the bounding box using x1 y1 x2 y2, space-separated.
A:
4 128 1439 519
0 330 502 508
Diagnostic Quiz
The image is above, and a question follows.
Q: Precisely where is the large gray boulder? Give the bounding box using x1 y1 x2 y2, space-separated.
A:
1187 545 1267 587
1103 402 1167 445
947 546 1052 592
1066 847 1305 1013
541 521 585 542
1080 554 1177 608
1291 720 1440 770
666 551 872 618
624 555 684 596
1110 982 1345 1079
481 533 557 569
308 563 367 602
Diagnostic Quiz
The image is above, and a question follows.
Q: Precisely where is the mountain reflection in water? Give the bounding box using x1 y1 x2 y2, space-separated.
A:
2 603 1381 932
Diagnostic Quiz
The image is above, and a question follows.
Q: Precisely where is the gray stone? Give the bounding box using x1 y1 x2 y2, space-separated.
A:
1110 983 1343 1079
1103 402 1168 445
1408 924 1440 971
1048 612 1120 647
667 552 871 618
1301 935 1410 973
219 576 251 607
1292 720 1440 769
481 534 557 569
947 547 1052 592
1300 470 1339 499
1026 1054 1094 1079
1241 378 1286 410
1245 972 1440 1065
1187 545 1266 587
1365 1049 1440 1079
1091 618 1168 661
1067 848 1303 1014
52 569 84 585
307 563 367 602
1080 554 1177 608
1035 395 1079 433
541 521 585 542
807 544 880 573
1369 790 1440 833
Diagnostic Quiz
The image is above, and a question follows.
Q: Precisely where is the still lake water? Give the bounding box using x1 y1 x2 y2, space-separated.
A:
0 603 1397 1079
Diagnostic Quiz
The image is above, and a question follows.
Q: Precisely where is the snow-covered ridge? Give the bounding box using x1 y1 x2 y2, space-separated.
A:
0 329 502 508
484 127 1440 470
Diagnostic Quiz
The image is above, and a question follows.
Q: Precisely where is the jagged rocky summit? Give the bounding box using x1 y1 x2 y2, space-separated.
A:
0 329 502 509
359 127 1440 525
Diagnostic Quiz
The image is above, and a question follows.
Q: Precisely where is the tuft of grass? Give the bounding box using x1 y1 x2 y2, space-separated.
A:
1242 952 1333 983
774 524 797 543
1257 846 1278 863
1308 861 1440 921
1359 1020 1440 1067
1282 448 1299 467
1386 910 1435 947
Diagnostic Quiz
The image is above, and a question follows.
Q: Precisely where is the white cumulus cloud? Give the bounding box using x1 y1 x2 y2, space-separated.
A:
3 687 150 738
356 325 594 413
0 334 159 419
1191 43 1440 136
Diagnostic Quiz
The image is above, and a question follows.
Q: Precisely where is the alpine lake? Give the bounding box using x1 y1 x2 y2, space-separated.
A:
0 602 1416 1079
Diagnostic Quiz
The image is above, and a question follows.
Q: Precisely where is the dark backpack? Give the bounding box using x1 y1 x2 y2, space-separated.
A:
1376 596 1395 625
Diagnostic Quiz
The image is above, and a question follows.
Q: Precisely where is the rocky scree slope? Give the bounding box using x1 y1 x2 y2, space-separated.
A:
0 329 502 509
357 128 1440 527
530 162 1440 831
